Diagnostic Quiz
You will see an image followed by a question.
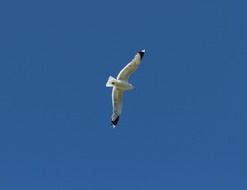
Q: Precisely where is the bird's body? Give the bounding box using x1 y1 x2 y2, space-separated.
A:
106 49 145 128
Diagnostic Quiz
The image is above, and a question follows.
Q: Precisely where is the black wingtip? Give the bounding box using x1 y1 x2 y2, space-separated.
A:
138 49 145 60
111 116 120 126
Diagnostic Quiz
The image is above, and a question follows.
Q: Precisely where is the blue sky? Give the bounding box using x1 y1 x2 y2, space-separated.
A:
0 0 247 189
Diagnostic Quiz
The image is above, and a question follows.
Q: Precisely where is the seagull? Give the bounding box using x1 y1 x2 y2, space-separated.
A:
106 49 145 128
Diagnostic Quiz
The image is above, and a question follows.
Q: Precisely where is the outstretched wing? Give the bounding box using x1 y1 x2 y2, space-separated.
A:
117 50 145 81
111 87 124 127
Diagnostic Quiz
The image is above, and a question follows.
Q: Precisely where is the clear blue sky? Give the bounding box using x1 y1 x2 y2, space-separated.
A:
0 0 247 189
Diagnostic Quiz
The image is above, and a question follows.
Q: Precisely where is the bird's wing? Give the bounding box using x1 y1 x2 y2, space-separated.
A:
117 50 145 81
111 87 124 126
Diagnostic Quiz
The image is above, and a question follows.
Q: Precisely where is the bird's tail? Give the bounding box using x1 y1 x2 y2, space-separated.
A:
106 76 118 87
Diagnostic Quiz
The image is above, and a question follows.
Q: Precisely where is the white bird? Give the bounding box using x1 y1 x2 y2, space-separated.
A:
106 49 145 128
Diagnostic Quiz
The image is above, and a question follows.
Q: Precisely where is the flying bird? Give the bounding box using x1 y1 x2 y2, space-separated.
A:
106 49 145 128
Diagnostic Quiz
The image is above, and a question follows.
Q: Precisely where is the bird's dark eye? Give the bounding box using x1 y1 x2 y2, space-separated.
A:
112 82 115 84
